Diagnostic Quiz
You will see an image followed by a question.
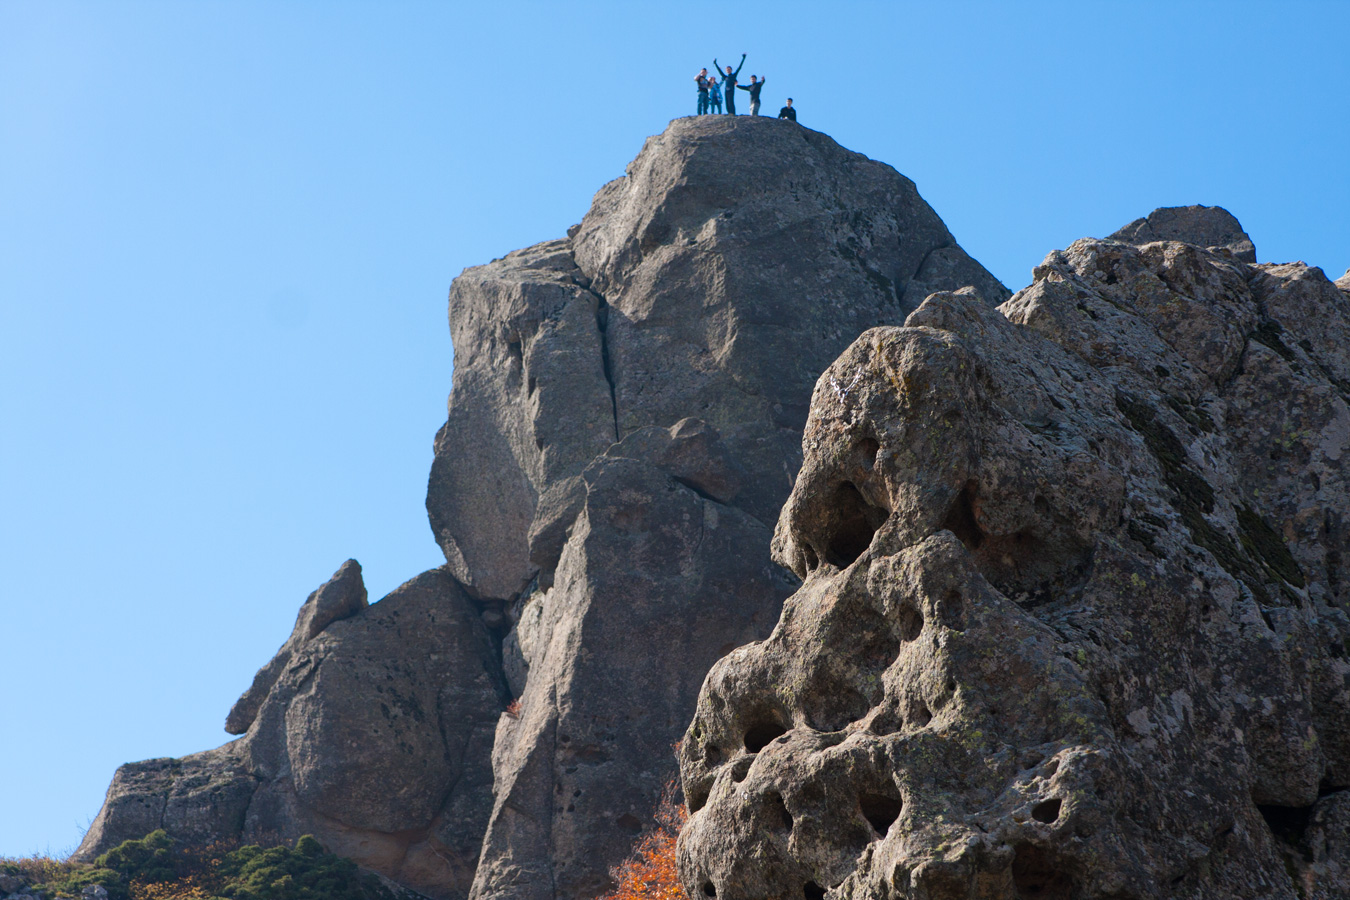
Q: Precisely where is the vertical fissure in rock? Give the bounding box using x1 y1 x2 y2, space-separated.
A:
585 285 620 441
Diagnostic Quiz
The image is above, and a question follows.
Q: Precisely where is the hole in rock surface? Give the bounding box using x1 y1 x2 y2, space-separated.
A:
1011 845 1075 900
744 721 789 753
941 481 984 550
938 589 966 630
803 882 826 900
860 792 903 836
616 813 642 833
825 482 886 568
768 791 793 832
858 437 880 469
687 782 710 814
703 742 722 766
702 882 716 897
897 603 924 641
1258 803 1315 854
1031 798 1062 823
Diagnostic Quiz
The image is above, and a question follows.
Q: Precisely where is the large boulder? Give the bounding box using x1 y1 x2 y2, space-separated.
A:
678 234 1350 898
76 563 506 900
430 115 1009 900
1109 204 1257 263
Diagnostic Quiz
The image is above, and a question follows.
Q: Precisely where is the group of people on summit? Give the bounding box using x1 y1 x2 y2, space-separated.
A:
695 54 796 122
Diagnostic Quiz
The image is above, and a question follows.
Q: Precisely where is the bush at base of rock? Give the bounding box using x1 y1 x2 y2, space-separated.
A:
3 832 423 900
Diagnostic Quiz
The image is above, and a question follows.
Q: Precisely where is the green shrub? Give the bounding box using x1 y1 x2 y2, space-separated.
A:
215 837 365 900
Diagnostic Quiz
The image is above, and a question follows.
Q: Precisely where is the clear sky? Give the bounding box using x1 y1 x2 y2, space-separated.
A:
2 1 1347 857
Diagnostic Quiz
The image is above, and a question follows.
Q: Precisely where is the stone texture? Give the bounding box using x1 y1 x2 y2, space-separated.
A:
225 559 367 734
679 236 1350 898
427 115 1008 609
1110 204 1257 263
76 563 505 900
433 116 1009 900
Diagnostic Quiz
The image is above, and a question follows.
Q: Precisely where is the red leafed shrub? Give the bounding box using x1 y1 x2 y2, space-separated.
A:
600 781 688 900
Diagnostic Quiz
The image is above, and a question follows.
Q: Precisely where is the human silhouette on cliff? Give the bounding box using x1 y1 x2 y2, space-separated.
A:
714 54 746 114
738 75 765 116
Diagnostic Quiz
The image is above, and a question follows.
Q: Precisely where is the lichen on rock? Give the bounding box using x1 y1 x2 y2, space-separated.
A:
679 235 1350 899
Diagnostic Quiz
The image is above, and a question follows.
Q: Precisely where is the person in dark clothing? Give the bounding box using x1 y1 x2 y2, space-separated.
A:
778 98 797 122
696 68 710 115
714 54 745 115
737 75 765 116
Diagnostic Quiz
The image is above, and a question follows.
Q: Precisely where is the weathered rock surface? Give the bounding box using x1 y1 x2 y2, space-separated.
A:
427 116 1008 899
76 562 505 900
679 230 1350 898
427 115 1008 608
1110 204 1257 263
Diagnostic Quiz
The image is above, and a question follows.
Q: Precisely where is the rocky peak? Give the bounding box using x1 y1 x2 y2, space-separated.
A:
1109 204 1257 263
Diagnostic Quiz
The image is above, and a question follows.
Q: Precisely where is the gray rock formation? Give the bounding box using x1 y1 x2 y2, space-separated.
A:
428 116 1008 900
73 114 1018 900
1109 204 1257 263
678 232 1350 898
76 562 505 900
428 115 1008 608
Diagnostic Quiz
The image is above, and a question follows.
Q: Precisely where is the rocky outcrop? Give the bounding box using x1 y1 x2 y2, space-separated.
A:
76 563 505 900
429 116 1008 900
1110 204 1257 264
427 115 1008 608
678 232 1350 897
77 115 1007 900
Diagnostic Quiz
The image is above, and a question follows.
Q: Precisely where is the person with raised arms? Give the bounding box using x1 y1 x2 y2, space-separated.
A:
738 74 766 116
714 53 746 115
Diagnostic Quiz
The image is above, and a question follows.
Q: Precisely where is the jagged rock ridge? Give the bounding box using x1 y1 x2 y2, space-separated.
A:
678 225 1350 898
76 115 1007 900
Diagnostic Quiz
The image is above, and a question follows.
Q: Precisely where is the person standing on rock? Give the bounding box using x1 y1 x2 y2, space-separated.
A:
738 75 765 116
714 54 746 115
696 68 710 115
778 98 797 122
708 75 724 114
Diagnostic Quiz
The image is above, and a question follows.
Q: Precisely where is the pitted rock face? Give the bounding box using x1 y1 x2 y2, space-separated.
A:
680 240 1350 899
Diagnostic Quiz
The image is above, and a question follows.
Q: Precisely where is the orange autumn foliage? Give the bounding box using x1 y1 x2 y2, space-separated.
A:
600 781 688 900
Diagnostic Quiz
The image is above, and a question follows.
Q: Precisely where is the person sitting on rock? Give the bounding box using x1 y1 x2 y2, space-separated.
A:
696 68 710 115
738 75 765 116
708 76 723 114
778 97 797 122
714 54 746 115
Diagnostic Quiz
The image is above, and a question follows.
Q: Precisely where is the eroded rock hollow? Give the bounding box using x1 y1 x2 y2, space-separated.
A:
678 230 1350 898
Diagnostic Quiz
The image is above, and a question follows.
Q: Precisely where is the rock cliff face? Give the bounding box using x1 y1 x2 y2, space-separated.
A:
75 562 505 899
76 115 1006 900
438 116 1006 900
678 227 1350 897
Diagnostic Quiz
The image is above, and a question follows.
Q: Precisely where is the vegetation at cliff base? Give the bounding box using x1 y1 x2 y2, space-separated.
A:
1 832 420 900
599 781 687 900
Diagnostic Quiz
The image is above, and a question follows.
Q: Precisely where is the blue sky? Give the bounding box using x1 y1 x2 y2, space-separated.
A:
2 1 1347 856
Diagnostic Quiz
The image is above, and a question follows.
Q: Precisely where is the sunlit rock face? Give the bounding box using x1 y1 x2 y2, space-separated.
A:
431 115 1007 900
678 235 1350 899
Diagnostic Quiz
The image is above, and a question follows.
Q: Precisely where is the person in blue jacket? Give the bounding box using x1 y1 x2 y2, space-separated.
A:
695 68 710 115
714 54 746 115
708 76 723 114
